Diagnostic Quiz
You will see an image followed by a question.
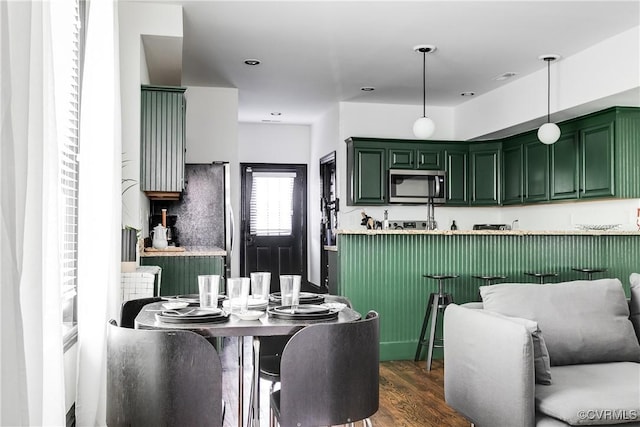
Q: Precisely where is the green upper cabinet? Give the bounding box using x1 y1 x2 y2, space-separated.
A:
550 133 579 200
502 142 523 205
580 121 614 198
140 85 187 199
345 108 640 207
416 147 443 170
387 145 443 170
524 139 549 203
388 148 415 169
444 147 469 205
346 139 386 205
469 142 501 206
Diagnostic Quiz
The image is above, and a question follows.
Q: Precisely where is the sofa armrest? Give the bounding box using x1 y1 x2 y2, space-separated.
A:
444 304 536 427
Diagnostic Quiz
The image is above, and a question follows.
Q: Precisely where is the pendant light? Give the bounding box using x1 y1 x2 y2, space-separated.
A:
537 54 561 145
413 45 437 139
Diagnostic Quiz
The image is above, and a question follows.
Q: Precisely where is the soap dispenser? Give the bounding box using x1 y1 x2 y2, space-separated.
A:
383 210 389 230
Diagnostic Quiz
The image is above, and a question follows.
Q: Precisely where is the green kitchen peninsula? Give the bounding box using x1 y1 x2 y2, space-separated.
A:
140 247 226 296
336 229 640 361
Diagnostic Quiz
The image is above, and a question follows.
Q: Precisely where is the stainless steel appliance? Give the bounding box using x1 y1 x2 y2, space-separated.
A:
389 220 430 230
473 224 511 230
388 169 446 204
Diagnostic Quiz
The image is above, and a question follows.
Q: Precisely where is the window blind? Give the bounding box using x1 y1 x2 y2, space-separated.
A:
61 0 81 332
249 172 296 236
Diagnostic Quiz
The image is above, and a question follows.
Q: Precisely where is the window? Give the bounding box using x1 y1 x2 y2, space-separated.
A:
249 172 296 236
61 0 83 348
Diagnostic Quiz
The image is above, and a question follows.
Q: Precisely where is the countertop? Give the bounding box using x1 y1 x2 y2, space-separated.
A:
337 229 640 236
140 246 227 257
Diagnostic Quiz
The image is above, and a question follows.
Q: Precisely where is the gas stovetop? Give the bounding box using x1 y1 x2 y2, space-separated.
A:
388 220 429 230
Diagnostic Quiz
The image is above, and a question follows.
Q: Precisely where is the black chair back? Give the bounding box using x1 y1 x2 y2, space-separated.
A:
119 296 162 328
276 310 379 427
106 320 223 426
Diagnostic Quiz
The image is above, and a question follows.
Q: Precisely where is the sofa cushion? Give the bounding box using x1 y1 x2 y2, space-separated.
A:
535 362 640 426
483 311 552 384
480 279 640 366
630 274 640 343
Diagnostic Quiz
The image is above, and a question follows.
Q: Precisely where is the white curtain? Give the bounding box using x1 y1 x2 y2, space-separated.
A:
75 0 122 425
1 1 68 425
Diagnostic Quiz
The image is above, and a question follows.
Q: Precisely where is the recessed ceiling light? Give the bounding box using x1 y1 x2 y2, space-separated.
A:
244 59 261 66
361 87 375 92
460 91 475 97
493 72 518 81
270 112 282 116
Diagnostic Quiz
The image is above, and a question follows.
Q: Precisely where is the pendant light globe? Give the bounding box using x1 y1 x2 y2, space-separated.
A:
537 54 561 145
413 116 435 139
413 44 437 139
537 122 561 145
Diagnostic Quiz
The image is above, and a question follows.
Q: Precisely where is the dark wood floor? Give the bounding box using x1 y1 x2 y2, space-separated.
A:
219 337 469 427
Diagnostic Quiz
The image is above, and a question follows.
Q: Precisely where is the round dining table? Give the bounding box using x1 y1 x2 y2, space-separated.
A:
135 295 361 427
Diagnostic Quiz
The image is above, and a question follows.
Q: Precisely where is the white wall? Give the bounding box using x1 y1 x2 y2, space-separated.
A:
500 199 640 231
186 87 239 163
238 123 310 164
119 2 183 231
185 86 240 275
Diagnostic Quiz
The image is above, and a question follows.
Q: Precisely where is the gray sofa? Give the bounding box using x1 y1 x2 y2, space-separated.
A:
444 277 640 427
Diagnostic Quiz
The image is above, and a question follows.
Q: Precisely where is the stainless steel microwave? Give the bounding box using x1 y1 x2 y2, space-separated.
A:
388 169 446 204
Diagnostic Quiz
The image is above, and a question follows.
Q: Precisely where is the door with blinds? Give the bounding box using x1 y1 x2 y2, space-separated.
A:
240 164 308 292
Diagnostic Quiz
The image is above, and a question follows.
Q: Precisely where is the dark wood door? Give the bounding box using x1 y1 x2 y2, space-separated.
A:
240 164 307 293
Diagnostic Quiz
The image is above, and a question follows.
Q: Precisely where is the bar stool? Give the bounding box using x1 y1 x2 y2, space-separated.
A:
415 274 458 371
572 267 607 280
473 275 507 300
525 272 558 284
473 274 507 286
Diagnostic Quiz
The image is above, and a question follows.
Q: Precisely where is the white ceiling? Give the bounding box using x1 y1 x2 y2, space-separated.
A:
141 0 640 125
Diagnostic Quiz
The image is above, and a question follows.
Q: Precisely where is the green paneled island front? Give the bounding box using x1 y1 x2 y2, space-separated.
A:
336 229 640 361
140 246 226 296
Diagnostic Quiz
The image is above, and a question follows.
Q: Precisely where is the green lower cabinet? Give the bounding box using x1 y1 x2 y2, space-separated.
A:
444 149 468 205
469 143 501 205
140 256 225 296
524 141 549 203
337 233 640 361
551 133 579 200
580 121 614 198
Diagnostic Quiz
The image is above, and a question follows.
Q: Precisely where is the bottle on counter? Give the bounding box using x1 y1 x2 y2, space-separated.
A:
383 210 389 230
450 220 458 231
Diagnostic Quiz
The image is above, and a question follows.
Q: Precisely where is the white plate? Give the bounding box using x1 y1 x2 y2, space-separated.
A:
222 298 268 309
234 310 264 321
162 302 189 310
322 302 347 311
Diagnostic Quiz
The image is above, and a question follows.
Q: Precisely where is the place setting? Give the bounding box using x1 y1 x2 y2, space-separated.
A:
154 274 228 324
268 275 339 320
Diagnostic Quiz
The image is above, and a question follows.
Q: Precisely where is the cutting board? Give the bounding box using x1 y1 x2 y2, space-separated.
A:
144 246 186 252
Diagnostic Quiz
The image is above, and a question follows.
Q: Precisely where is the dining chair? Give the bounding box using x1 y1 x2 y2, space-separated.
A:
119 296 162 328
106 319 224 426
269 310 379 427
258 294 353 389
